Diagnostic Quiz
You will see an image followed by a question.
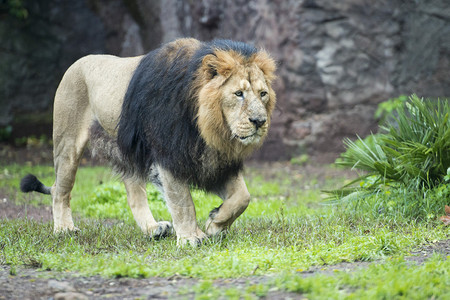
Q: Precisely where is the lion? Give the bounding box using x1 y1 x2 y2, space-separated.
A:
20 38 276 246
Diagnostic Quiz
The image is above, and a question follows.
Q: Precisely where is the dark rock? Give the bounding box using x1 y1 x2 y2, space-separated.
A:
0 0 105 125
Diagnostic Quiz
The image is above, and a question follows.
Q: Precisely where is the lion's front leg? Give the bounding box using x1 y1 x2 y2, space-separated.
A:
158 167 207 246
123 177 172 239
206 173 250 236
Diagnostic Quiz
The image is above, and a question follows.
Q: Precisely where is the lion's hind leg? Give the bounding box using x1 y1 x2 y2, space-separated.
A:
52 128 91 233
52 119 91 233
123 177 172 239
51 60 94 233
205 173 250 236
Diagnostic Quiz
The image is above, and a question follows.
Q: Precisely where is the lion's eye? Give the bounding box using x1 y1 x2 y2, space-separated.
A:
260 91 268 97
235 91 244 97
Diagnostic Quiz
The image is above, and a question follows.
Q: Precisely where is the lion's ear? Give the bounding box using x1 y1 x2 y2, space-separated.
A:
252 51 277 82
201 51 237 80
201 54 219 80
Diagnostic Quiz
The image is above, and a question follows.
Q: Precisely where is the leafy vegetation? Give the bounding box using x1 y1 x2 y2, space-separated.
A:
374 94 408 123
0 0 28 19
330 95 450 220
338 95 449 188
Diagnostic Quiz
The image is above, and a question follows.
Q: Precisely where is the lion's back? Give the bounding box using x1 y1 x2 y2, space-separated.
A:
55 54 144 135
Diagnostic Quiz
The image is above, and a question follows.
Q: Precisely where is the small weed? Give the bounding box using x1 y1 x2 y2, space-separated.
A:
290 154 309 166
374 94 408 123
9 265 16 276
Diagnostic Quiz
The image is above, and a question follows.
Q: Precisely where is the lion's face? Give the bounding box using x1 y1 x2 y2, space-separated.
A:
197 49 276 158
220 66 271 146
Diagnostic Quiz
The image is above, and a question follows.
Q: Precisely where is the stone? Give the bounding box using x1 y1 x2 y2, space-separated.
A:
54 292 88 300
48 279 75 292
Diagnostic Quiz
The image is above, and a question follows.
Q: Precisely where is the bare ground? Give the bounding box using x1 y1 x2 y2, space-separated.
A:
1 145 449 299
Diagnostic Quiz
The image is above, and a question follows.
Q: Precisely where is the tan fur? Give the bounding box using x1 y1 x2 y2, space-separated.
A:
46 38 276 246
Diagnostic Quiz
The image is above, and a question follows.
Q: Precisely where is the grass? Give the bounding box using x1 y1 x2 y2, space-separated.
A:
0 162 449 299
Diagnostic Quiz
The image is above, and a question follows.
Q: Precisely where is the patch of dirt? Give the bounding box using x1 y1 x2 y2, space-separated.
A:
0 144 53 166
0 198 52 222
246 160 358 186
0 268 196 300
0 143 97 166
406 239 450 264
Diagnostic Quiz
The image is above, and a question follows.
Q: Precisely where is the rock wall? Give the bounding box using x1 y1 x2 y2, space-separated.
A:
1 0 449 161
0 1 105 124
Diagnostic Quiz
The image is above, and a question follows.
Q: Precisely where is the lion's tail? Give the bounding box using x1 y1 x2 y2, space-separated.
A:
20 174 51 195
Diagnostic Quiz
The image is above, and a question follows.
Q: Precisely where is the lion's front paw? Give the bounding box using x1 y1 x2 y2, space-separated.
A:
176 230 207 247
53 225 80 234
149 221 173 239
205 218 227 237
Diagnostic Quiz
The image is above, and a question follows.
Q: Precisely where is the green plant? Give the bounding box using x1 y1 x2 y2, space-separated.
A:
374 94 408 124
445 167 450 182
9 265 17 276
329 95 450 220
337 95 449 190
14 134 51 147
290 154 309 166
1 0 28 19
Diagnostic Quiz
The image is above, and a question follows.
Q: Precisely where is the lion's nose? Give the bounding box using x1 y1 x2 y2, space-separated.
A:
249 117 266 129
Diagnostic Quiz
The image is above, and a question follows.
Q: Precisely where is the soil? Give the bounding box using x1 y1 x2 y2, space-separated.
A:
1 144 449 299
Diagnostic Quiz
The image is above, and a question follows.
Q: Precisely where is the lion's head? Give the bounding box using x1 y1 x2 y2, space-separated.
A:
196 46 276 159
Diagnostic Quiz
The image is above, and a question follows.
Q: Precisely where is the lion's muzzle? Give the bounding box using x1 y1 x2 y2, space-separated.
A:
249 117 266 129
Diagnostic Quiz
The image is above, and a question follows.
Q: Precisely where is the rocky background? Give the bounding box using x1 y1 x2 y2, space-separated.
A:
1 0 449 161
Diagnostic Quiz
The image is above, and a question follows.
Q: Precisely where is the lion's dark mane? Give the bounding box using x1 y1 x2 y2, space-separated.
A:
117 40 257 191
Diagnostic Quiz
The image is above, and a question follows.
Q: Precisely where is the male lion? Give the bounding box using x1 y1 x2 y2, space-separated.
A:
20 38 276 246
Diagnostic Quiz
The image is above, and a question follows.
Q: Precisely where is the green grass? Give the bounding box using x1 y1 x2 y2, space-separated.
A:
0 163 448 299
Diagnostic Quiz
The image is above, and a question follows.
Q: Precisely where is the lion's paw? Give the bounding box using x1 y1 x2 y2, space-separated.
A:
176 231 208 247
150 221 173 240
205 218 227 237
53 225 80 234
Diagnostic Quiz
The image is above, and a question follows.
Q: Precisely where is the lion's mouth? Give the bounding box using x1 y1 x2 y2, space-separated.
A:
235 132 261 144
239 134 254 140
